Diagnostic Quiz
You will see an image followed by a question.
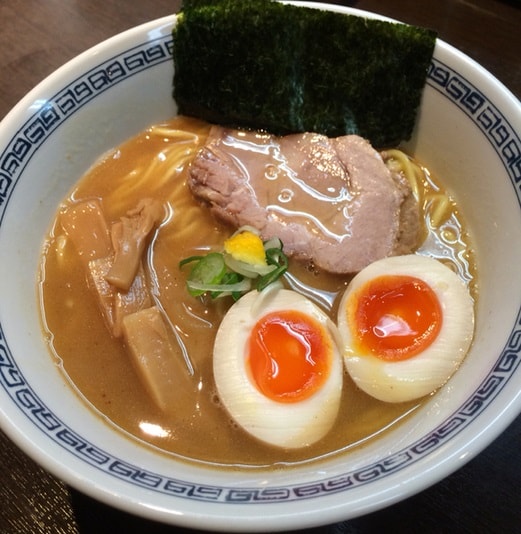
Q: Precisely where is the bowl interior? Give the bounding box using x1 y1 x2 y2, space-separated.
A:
0 8 520 531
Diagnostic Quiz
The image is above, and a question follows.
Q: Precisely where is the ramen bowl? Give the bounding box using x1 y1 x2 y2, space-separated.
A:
0 3 520 531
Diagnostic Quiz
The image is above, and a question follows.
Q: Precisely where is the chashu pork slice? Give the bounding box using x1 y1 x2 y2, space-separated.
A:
188 127 420 274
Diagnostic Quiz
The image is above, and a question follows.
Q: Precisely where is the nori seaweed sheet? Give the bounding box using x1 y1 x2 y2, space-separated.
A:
172 0 436 147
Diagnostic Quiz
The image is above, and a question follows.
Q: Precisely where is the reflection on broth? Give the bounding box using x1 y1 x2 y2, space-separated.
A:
38 116 476 468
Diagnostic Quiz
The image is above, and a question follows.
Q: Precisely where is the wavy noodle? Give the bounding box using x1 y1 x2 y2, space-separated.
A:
160 201 216 247
427 193 453 228
384 148 423 204
107 125 208 214
383 148 453 229
383 148 475 291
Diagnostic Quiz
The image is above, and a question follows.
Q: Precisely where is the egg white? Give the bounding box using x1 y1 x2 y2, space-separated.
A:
337 255 475 403
213 284 343 449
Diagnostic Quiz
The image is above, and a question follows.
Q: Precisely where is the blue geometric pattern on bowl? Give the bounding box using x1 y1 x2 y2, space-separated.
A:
0 33 520 503
427 60 521 193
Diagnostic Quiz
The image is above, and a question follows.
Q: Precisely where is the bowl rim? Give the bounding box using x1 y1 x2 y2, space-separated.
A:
0 4 520 532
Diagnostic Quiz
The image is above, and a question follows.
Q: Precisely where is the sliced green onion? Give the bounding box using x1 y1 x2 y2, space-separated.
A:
185 252 226 297
257 247 288 291
187 278 251 294
265 246 287 265
223 253 277 278
212 271 248 300
180 233 289 300
178 255 204 267
263 237 283 251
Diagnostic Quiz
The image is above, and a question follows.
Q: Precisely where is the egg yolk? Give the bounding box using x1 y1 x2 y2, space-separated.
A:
247 310 331 403
347 275 442 361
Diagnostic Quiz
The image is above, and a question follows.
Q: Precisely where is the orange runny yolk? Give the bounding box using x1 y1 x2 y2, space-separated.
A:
347 275 442 361
247 310 331 403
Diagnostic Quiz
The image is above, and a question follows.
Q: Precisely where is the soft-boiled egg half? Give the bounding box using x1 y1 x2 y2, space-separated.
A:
213 284 343 448
337 254 474 403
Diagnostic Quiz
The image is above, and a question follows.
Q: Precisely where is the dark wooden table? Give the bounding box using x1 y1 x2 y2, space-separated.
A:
1 1 520 532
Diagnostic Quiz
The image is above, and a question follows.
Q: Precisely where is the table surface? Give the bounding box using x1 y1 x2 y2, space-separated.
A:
0 0 520 532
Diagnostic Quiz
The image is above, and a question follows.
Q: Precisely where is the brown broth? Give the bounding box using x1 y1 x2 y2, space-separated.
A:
38 116 476 469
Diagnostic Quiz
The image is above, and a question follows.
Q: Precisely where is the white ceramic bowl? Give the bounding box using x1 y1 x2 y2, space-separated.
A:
0 4 520 532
